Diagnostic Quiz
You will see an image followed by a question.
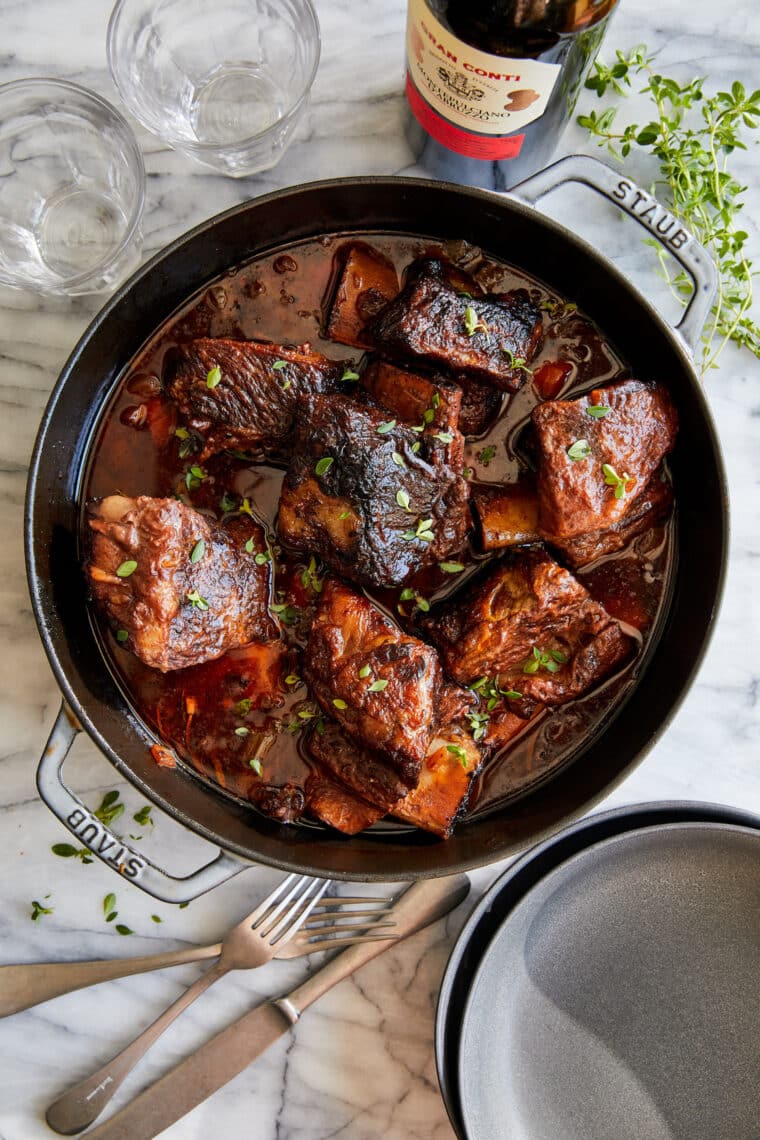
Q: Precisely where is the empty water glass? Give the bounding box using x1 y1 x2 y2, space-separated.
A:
107 0 321 177
0 79 145 296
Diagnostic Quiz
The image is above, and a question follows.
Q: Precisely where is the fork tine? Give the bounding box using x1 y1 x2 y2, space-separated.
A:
295 919 396 939
292 932 398 954
244 872 299 928
262 877 331 945
302 907 395 924
251 874 318 936
308 897 391 907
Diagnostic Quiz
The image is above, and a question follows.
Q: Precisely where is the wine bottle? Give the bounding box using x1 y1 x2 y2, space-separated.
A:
404 0 620 189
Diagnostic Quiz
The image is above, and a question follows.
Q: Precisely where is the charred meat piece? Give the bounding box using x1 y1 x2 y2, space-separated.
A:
457 376 504 436
307 718 481 839
532 379 678 541
304 579 444 783
87 495 275 671
472 479 540 551
552 475 674 569
359 359 464 468
307 720 414 812
164 338 346 460
324 242 400 349
277 393 470 589
304 770 386 835
391 726 481 838
366 259 543 390
421 547 632 713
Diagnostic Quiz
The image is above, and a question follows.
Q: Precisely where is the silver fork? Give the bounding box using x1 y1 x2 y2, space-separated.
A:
45 875 395 1136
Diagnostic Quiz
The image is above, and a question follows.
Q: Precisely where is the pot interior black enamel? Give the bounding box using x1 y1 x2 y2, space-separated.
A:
25 175 727 880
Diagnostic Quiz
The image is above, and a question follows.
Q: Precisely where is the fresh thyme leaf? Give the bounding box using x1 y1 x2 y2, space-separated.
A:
567 438 591 461
31 899 54 921
234 726 250 737
464 305 490 340
502 347 532 374
250 757 263 776
392 451 406 469
133 805 153 827
476 445 496 467
103 893 116 916
396 488 412 511
434 431 454 443
285 673 300 685
578 48 760 372
95 791 125 827
239 497 254 518
51 842 91 862
315 456 334 476
174 427 190 441
185 465 207 491
116 629 129 643
206 366 222 389
359 664 371 678
220 491 237 513
236 698 252 716
399 587 415 601
272 359 287 371
376 419 396 435
115 924 134 936
586 405 611 419
332 698 348 709
151 914 162 923
186 589 210 611
523 646 567 675
411 441 421 454
446 743 468 768
602 463 633 499
189 538 205 563
338 509 351 520
367 679 389 692
439 561 465 573
116 560 137 578
341 368 360 382
245 538 255 554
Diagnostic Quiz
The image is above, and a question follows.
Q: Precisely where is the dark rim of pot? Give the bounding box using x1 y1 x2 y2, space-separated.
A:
24 176 729 880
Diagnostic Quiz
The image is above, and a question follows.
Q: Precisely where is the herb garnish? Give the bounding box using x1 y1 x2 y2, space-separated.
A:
464 306 490 340
358 664 371 678
567 439 591 461
270 601 299 624
250 757 263 776
220 491 238 513
116 560 137 578
186 589 210 611
95 790 125 827
578 48 760 372
285 674 300 686
239 497 255 518
332 698 348 709
236 697 252 716
439 561 465 573
446 743 468 768
341 368 360 382
402 517 435 543
376 419 396 435
133 805 153 828
206 366 222 389
476 445 496 467
103 893 118 923
116 924 134 936
51 843 93 864
185 465 207 491
466 710 489 742
254 549 271 566
367 679 389 693
116 629 129 643
502 347 532 375
602 464 633 499
523 646 568 675
189 538 206 563
399 586 429 613
586 405 611 419
272 359 287 371
245 538 255 554
234 727 250 737
396 489 412 512
30 897 54 921
392 451 406 469
301 555 323 593
315 456 334 476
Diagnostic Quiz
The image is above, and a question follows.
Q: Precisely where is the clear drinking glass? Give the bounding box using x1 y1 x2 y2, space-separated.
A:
107 0 321 177
0 79 145 296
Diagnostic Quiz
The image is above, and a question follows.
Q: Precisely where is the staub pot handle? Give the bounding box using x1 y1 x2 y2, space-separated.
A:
36 704 247 903
511 153 718 358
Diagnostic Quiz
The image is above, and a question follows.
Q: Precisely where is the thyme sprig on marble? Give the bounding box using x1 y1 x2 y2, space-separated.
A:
578 46 760 373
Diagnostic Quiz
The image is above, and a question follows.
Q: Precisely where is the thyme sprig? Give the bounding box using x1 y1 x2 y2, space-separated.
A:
578 47 760 373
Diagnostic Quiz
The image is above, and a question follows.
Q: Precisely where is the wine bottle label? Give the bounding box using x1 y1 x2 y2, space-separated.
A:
406 0 561 159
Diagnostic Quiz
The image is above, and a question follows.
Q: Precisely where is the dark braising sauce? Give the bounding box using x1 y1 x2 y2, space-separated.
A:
82 232 674 830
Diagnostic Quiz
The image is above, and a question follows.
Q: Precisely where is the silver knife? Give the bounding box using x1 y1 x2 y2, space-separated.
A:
78 873 470 1140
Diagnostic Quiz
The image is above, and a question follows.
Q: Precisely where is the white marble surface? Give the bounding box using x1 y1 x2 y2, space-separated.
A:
1 1 759 1137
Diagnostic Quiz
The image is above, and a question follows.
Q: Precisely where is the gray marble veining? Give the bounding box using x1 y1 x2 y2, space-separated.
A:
1 0 759 1136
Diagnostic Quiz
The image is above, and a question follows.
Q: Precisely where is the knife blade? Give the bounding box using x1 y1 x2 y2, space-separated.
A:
78 873 470 1140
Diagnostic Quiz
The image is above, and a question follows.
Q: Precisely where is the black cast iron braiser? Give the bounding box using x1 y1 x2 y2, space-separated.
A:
26 156 727 901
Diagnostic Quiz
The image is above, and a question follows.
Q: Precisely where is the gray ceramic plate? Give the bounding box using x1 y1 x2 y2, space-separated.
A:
458 822 760 1140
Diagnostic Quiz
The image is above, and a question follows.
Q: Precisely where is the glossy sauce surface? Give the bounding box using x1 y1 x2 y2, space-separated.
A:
83 232 673 828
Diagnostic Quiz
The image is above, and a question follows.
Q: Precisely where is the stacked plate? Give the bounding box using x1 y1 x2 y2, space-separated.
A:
436 802 760 1140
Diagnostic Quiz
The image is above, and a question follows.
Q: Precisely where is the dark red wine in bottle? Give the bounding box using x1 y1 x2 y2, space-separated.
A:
405 0 620 189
